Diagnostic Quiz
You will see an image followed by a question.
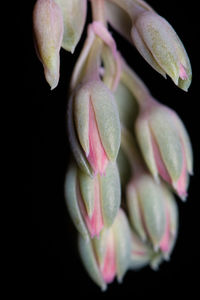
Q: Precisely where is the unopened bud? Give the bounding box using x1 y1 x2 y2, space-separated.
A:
68 80 121 176
131 11 192 91
127 173 179 255
135 98 193 199
64 162 121 240
33 0 63 89
78 209 131 290
55 0 87 53
127 174 166 250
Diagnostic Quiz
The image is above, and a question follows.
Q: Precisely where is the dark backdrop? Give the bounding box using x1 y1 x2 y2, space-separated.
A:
22 0 199 297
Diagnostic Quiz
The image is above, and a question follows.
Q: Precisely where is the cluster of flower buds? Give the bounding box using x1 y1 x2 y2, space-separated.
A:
33 0 193 290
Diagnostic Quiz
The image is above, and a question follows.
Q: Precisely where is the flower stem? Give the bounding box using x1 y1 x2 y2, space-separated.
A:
120 57 152 109
91 0 106 24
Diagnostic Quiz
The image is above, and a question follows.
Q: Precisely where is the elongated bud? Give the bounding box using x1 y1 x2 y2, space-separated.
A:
55 0 87 53
127 172 179 255
135 98 193 199
68 80 121 176
131 11 192 91
33 0 63 89
127 174 166 250
78 209 131 290
64 162 121 240
106 0 192 90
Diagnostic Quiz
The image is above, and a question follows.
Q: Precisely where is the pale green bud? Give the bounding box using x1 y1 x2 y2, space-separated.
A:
55 0 87 53
33 0 64 89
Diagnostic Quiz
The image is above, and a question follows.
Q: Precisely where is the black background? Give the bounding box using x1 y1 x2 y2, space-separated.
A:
22 0 199 297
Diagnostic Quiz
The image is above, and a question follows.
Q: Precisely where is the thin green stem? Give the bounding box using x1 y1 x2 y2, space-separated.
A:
120 58 152 109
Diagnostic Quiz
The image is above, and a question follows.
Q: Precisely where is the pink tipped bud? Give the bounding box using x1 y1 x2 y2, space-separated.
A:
65 163 121 240
68 81 121 176
131 11 192 91
33 0 63 89
135 98 193 199
78 209 131 290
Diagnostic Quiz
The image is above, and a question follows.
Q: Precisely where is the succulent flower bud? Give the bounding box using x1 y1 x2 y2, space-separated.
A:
54 0 87 53
78 209 131 290
68 80 121 176
135 98 193 199
127 174 166 250
64 162 121 240
33 0 63 89
105 0 192 90
131 11 192 91
127 173 179 255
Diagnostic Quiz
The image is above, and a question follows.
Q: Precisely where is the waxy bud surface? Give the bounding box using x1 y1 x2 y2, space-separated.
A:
33 0 63 89
78 209 132 290
64 163 121 240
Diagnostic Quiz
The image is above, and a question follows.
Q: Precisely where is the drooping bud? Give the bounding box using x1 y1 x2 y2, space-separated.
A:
127 174 166 250
54 0 87 53
33 0 63 89
131 11 192 91
64 162 121 240
127 172 179 254
105 0 192 91
78 209 132 290
68 80 121 176
135 98 193 199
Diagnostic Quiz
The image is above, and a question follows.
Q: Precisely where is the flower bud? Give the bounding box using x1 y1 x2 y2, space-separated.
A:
55 0 87 53
131 11 192 91
105 0 192 91
64 162 121 240
127 173 178 255
135 99 193 199
68 80 121 176
127 173 166 250
78 209 131 290
33 0 63 89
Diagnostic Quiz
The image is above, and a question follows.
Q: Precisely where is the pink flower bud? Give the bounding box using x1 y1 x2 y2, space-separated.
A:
33 0 63 89
68 80 121 176
135 98 193 199
65 163 121 240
